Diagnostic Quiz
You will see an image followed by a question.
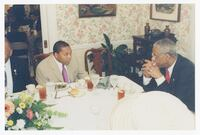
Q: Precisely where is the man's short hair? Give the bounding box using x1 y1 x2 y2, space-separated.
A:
153 38 177 57
53 40 70 53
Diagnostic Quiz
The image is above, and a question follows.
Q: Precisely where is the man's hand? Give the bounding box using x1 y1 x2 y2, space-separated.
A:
142 59 163 79
148 65 163 79
142 60 153 78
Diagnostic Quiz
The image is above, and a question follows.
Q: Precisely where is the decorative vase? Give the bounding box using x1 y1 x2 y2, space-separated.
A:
164 25 170 37
144 23 150 36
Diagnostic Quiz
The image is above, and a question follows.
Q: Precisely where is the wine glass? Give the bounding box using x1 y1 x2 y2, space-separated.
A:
90 105 101 129
110 75 119 90
90 73 100 88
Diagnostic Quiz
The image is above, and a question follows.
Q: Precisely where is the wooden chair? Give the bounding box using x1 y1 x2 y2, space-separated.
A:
84 48 112 76
33 53 51 76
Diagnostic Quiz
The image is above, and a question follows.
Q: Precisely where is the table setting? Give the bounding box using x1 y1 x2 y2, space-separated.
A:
5 74 145 130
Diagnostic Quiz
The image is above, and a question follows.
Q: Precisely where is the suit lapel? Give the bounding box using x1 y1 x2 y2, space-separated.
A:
169 55 180 84
48 55 63 82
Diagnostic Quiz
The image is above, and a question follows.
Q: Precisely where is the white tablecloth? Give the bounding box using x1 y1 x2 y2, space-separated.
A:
48 88 118 130
11 75 144 130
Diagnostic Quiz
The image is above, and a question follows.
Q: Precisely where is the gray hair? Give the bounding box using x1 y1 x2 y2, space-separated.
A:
153 38 177 57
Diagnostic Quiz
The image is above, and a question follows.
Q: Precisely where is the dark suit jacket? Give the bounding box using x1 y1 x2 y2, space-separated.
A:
143 54 195 112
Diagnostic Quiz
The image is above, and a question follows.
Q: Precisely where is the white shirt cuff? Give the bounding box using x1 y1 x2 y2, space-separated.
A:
143 76 152 85
155 76 165 86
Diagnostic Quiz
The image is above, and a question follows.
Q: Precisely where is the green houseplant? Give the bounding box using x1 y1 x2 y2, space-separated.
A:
101 33 131 76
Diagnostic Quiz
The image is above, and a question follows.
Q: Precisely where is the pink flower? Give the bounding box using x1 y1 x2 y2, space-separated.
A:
5 100 15 118
26 109 34 120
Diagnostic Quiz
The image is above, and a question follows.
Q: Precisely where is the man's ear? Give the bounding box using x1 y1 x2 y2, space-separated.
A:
54 52 58 59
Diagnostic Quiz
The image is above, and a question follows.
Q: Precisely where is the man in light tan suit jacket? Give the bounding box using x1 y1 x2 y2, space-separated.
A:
36 40 87 85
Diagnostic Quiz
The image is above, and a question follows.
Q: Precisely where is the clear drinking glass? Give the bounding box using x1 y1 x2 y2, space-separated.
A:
110 75 118 90
90 74 100 88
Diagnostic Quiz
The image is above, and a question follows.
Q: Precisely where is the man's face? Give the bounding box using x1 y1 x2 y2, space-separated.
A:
55 47 72 65
5 39 12 63
151 46 168 68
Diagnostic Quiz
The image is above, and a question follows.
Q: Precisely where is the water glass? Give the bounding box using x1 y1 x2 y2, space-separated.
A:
110 75 118 90
46 82 55 99
26 84 36 94
90 74 100 88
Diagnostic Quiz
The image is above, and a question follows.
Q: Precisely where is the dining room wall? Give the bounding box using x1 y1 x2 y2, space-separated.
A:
53 4 194 67
136 4 195 63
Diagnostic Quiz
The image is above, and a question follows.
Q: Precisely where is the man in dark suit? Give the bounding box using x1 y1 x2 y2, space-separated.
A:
5 37 31 93
142 38 195 112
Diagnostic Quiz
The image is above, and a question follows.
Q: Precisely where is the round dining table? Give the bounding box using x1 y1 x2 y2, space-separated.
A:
47 87 119 130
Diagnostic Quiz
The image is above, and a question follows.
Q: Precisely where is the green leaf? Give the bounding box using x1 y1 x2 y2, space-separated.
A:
48 126 64 130
101 43 107 49
103 33 113 52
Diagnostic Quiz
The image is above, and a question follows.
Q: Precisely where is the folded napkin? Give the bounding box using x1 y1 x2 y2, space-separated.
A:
96 76 111 89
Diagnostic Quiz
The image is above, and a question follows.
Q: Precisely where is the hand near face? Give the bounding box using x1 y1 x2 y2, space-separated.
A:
148 64 163 79
142 59 163 79
142 60 154 78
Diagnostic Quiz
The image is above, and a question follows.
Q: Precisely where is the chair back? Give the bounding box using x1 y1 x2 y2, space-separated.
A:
84 47 112 76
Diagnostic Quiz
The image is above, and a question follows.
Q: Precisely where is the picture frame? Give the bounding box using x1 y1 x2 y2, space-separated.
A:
79 4 116 18
150 4 181 22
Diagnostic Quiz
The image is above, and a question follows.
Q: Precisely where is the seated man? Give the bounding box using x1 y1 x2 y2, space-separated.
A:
142 38 195 112
36 40 87 85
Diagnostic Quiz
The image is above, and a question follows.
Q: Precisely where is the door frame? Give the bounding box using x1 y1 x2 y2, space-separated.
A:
40 5 58 53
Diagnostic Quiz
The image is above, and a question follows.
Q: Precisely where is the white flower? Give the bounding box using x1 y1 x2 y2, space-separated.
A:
16 119 25 130
16 107 23 114
35 112 39 119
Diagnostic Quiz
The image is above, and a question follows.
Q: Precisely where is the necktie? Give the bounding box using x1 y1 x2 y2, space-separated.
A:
62 64 69 83
165 69 170 83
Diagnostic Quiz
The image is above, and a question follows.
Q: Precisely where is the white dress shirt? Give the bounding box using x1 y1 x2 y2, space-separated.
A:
5 59 13 94
53 56 70 82
143 60 176 86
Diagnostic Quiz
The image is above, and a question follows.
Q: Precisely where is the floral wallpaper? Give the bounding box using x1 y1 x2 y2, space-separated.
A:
137 4 194 61
56 4 194 61
56 4 140 45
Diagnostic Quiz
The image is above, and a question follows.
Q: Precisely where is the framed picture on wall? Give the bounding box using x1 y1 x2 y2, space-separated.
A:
150 4 181 22
79 4 116 18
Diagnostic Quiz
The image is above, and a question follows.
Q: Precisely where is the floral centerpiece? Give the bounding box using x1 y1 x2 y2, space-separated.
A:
5 92 67 130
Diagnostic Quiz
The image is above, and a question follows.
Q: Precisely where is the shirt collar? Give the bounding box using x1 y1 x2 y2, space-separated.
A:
53 55 65 72
167 59 177 76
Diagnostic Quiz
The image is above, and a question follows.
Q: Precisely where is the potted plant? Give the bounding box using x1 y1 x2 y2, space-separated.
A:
101 33 132 76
